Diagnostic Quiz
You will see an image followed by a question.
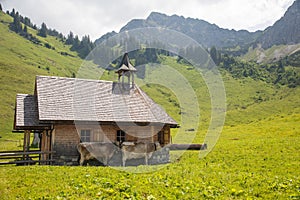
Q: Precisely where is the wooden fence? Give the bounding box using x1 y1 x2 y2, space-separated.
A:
0 150 55 165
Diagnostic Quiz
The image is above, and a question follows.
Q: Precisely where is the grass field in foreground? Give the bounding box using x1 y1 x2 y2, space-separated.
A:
0 114 299 199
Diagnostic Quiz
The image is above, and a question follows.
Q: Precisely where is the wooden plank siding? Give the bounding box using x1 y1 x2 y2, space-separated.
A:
51 124 171 164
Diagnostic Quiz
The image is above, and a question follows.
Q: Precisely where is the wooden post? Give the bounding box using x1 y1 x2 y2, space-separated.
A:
40 130 53 165
39 131 42 162
151 126 154 143
23 132 26 160
40 131 46 162
23 130 31 162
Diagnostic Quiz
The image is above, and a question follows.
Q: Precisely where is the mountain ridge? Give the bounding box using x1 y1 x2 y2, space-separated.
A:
96 1 299 52
118 11 261 48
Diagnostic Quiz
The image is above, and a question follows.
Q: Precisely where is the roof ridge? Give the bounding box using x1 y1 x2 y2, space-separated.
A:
36 75 114 83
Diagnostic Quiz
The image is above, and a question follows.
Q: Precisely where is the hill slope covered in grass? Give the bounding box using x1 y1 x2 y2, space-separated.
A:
0 9 300 141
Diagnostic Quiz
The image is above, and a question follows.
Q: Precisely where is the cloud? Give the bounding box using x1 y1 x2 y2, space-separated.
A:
1 0 295 40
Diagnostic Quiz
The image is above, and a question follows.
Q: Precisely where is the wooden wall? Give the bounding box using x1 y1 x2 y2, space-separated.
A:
52 125 79 161
51 123 171 163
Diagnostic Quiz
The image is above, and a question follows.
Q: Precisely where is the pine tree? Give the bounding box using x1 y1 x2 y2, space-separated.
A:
0 3 3 11
10 12 22 33
24 17 33 28
58 33 64 41
77 35 94 58
65 31 75 45
10 8 15 18
38 22 47 37
20 25 29 38
70 35 80 51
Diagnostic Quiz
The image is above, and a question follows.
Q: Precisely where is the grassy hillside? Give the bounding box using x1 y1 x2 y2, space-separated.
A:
0 9 299 142
0 11 83 136
135 57 300 141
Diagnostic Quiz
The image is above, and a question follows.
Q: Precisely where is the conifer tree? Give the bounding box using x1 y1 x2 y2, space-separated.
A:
10 12 22 33
77 35 94 58
71 35 80 51
10 8 15 17
24 17 32 28
0 3 3 11
58 33 64 40
66 31 75 45
38 22 47 37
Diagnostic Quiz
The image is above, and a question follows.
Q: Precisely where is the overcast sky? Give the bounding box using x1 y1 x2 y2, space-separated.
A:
1 0 295 41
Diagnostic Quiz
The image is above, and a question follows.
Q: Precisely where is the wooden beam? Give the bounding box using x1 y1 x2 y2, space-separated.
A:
0 151 55 156
168 143 207 150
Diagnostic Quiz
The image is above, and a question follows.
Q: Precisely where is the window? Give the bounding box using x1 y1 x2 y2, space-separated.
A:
80 130 91 142
117 130 126 142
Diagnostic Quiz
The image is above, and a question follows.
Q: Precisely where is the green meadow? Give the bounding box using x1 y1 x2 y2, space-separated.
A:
0 115 299 199
0 11 299 199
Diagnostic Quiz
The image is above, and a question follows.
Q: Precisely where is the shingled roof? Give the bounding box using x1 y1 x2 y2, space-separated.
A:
14 76 178 130
14 94 50 130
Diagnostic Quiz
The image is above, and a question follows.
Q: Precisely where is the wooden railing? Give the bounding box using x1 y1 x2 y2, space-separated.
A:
0 150 55 165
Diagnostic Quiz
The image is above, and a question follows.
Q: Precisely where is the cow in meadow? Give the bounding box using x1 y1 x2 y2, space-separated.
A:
77 142 118 166
121 142 161 167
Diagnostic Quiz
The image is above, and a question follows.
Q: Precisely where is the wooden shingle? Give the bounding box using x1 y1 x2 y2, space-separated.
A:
14 94 50 130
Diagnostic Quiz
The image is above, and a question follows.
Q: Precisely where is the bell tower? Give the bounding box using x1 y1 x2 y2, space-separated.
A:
116 53 137 89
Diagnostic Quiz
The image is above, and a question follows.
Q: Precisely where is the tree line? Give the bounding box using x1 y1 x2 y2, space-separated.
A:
8 9 42 45
65 31 95 58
